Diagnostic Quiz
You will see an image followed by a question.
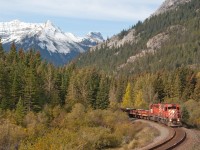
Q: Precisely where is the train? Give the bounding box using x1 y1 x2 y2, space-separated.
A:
122 103 182 127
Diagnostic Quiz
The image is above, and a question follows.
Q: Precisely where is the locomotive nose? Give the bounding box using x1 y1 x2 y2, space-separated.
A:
169 109 176 119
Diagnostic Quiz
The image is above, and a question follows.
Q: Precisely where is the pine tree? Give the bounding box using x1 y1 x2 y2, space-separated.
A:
0 62 10 109
45 64 54 101
0 98 10 110
173 75 182 98
115 76 127 103
96 75 110 109
18 48 25 60
10 71 20 109
52 71 61 106
182 106 189 123
0 38 4 60
7 42 17 64
87 69 100 109
60 75 66 106
15 97 25 125
66 73 78 108
153 75 165 103
62 63 75 106
23 67 38 111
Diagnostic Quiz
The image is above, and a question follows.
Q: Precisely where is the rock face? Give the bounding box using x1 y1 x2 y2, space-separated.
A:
91 28 139 51
91 0 190 53
117 24 186 71
146 32 169 50
0 20 104 65
153 0 191 16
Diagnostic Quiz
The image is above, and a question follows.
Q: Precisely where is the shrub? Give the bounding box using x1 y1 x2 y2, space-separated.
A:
0 120 27 150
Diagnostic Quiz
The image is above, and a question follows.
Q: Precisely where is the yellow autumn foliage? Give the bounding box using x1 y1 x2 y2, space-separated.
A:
121 83 134 108
134 90 148 109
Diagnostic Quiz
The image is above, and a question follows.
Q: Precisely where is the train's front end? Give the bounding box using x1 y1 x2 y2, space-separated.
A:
167 104 182 127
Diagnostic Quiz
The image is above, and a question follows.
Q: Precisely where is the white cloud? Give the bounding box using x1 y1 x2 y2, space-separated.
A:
0 0 165 21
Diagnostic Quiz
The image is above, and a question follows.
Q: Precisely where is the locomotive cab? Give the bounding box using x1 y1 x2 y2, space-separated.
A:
166 104 182 127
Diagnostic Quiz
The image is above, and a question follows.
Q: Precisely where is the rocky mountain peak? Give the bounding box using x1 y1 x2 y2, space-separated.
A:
87 32 104 43
44 20 58 30
0 20 104 65
153 0 191 16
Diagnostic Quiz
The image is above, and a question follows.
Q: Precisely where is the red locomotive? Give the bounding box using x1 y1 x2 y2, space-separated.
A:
123 103 182 127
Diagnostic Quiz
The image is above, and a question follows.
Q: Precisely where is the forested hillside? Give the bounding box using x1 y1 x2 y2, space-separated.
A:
76 0 200 74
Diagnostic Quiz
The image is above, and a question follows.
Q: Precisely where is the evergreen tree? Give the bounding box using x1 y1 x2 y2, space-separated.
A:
87 69 100 109
153 75 165 103
0 98 10 110
115 76 127 103
0 62 10 109
23 67 38 111
96 75 110 109
18 48 25 60
182 106 189 123
10 71 20 109
15 97 25 125
62 63 75 106
173 75 182 98
66 73 78 108
45 64 54 102
0 38 4 60
60 75 66 106
7 42 17 64
52 71 61 106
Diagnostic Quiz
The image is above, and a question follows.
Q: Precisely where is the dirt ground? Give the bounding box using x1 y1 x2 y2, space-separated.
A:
137 120 200 150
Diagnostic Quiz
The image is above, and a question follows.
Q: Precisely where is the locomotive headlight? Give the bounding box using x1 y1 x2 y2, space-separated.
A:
177 118 180 122
169 119 172 122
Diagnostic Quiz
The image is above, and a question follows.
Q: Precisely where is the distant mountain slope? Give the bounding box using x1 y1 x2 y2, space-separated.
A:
0 20 104 65
153 0 191 16
76 0 200 74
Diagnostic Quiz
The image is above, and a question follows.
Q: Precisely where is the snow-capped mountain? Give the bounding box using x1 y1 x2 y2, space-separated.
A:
0 20 104 65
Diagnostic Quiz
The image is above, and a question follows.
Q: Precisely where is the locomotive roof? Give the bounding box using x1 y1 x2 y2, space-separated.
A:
151 103 180 105
151 103 180 107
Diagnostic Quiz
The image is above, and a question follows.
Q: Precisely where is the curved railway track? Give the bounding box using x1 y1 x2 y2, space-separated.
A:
148 127 186 150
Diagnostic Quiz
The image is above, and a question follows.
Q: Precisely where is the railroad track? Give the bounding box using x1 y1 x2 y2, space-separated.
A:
148 127 186 150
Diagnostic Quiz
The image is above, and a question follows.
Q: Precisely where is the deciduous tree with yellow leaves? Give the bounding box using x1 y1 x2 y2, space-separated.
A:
134 90 148 109
121 82 134 108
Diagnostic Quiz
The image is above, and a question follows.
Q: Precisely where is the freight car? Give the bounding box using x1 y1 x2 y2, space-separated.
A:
123 103 182 127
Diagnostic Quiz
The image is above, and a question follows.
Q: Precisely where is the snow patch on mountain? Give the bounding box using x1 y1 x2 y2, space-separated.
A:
86 32 104 43
0 20 104 53
0 20 104 65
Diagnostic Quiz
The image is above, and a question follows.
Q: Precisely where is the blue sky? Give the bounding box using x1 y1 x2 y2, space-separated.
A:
0 0 165 38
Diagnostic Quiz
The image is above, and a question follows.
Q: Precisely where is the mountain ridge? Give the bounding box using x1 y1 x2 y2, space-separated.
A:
0 20 104 65
90 0 191 52
153 0 191 16
76 0 200 74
